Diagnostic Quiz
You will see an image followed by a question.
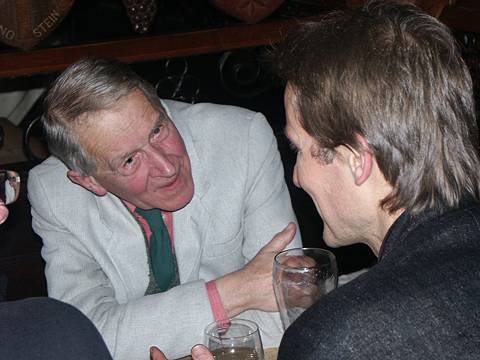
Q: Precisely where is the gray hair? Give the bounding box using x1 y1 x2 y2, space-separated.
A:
271 0 480 214
42 57 163 174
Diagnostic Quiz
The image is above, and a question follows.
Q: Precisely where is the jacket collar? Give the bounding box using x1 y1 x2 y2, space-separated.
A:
378 201 454 261
379 196 480 261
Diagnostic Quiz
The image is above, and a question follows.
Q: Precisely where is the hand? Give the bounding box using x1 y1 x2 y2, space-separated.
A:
280 254 321 308
191 344 215 360
149 345 214 360
150 346 167 360
216 222 297 316
0 200 8 225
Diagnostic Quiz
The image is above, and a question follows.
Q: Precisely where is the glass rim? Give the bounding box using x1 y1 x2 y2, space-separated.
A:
273 247 336 271
204 318 259 341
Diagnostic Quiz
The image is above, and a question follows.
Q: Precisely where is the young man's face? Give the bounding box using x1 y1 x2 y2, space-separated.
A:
284 84 363 248
74 89 194 211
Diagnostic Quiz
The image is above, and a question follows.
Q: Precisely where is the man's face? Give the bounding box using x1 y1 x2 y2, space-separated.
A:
284 84 362 248
78 89 194 211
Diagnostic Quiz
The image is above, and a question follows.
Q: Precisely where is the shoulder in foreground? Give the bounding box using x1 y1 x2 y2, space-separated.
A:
27 156 76 197
29 156 68 180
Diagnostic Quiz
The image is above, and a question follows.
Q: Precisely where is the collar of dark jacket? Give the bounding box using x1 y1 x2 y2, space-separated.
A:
377 196 477 261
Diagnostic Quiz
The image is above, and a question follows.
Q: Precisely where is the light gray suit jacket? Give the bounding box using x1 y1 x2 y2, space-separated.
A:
28 100 301 360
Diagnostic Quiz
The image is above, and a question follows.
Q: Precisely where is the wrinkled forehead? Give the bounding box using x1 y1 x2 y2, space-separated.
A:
75 89 168 163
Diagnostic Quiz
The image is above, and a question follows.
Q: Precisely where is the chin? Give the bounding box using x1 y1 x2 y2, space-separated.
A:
324 239 341 248
323 230 342 248
164 198 192 211
157 190 194 212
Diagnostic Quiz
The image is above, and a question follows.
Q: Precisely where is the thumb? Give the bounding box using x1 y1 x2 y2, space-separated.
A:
150 346 167 360
191 344 215 360
265 222 297 253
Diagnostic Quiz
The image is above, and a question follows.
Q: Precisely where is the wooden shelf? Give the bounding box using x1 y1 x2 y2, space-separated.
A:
0 18 305 78
0 0 479 79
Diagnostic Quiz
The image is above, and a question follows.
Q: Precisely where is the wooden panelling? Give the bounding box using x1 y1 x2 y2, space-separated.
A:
0 18 306 78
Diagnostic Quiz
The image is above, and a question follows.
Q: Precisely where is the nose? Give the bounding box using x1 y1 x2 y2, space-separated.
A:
146 148 176 178
293 164 300 188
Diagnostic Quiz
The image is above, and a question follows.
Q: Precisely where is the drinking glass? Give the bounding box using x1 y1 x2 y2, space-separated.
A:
273 247 338 330
204 318 264 360
0 170 20 205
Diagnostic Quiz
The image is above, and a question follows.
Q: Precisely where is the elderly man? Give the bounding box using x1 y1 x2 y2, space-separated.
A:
27 58 301 359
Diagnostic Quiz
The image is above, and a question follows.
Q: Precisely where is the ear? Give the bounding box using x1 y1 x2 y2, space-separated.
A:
348 134 373 186
67 170 108 196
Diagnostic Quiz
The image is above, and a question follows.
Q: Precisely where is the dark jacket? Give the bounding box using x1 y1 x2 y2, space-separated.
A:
279 200 480 359
0 297 112 359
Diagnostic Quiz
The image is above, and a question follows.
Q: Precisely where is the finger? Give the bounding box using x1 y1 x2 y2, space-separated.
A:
191 344 215 360
264 222 297 253
283 255 317 268
150 346 168 360
0 204 9 225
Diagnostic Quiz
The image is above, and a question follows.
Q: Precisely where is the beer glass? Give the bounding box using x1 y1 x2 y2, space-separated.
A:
204 318 264 360
273 247 338 330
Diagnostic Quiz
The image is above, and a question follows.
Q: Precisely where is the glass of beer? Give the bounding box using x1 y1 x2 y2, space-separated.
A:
204 318 264 360
273 247 338 330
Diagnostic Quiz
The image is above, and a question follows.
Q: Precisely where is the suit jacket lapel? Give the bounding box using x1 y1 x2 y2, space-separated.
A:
96 193 151 299
169 102 212 282
173 196 212 282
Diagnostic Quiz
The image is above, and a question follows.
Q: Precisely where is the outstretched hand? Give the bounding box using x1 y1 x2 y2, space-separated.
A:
216 222 297 316
149 223 297 360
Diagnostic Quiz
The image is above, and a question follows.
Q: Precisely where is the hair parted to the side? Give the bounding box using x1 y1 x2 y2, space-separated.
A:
271 0 480 214
42 57 164 175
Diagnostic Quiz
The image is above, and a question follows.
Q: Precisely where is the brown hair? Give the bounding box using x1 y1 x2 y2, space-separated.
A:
271 0 480 214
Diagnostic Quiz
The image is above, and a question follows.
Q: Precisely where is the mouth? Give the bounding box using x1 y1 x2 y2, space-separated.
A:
161 174 181 192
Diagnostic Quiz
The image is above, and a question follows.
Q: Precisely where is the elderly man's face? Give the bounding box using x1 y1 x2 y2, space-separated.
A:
75 89 194 211
284 84 363 248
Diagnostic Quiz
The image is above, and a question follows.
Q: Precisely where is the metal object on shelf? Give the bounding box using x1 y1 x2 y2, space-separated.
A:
218 49 272 98
22 116 48 164
156 58 201 104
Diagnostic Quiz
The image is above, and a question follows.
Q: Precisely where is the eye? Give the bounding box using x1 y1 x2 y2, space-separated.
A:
120 153 141 175
124 156 135 166
151 123 169 143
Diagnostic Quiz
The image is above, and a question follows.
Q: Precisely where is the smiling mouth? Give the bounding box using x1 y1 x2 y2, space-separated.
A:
162 174 181 191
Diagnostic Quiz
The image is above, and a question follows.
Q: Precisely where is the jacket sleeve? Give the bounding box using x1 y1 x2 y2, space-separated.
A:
27 167 215 360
